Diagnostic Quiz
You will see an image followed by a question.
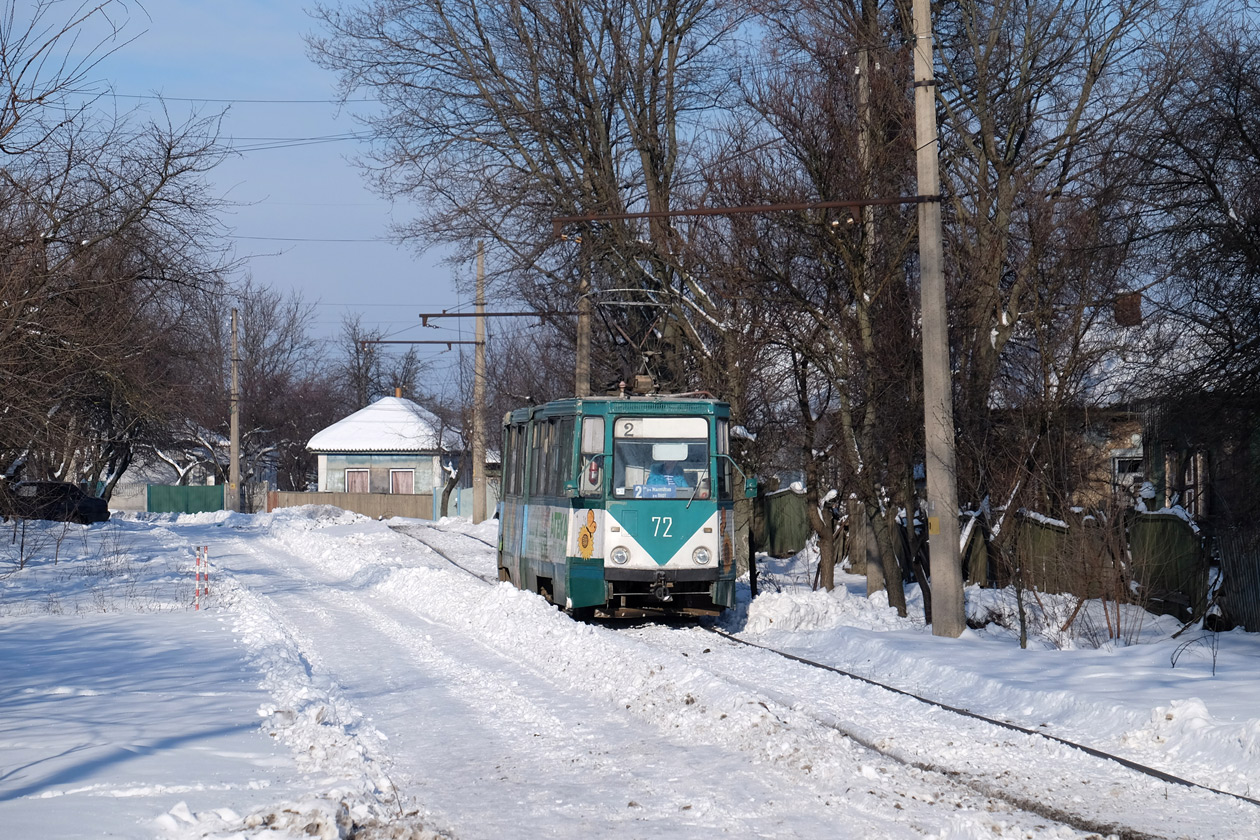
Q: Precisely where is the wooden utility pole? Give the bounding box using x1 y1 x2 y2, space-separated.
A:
228 308 241 513
912 0 964 636
472 243 488 523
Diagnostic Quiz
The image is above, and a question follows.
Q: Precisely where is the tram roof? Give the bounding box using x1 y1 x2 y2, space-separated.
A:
507 394 730 423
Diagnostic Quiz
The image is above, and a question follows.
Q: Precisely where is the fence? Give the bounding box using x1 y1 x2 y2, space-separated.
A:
1013 513 1125 599
267 484 502 520
1128 513 1208 620
1215 530 1260 631
147 485 225 514
752 486 811 558
1009 510 1209 622
267 491 436 520
144 483 271 514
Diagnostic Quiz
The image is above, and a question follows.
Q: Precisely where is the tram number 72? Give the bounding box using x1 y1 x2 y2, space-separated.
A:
652 516 673 538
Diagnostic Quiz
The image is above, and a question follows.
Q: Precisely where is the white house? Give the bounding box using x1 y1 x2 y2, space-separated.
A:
307 396 464 495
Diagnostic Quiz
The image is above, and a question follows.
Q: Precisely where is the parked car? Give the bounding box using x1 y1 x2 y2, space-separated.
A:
5 481 110 524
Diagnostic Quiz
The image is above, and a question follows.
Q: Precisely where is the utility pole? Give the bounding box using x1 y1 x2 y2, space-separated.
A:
472 243 488 523
912 0 964 637
228 308 241 513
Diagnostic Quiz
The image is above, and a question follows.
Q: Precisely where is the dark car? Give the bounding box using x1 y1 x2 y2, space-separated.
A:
6 481 110 525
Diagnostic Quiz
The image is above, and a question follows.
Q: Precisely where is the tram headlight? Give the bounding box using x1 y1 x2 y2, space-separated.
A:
692 546 712 566
610 546 630 565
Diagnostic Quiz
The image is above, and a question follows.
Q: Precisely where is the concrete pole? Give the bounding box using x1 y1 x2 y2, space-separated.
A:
228 308 241 513
472 242 488 523
912 0 964 637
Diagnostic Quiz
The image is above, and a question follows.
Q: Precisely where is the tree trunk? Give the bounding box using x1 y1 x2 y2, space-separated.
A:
439 463 462 518
872 508 908 617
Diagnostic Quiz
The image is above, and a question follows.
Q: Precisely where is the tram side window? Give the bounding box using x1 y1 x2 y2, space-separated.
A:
501 426 513 496
529 417 575 497
579 416 605 497
507 424 526 496
547 417 574 496
716 418 733 499
530 421 547 496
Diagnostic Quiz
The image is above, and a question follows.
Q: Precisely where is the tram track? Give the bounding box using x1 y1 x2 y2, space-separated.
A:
386 523 1258 838
388 522 499 582
701 626 1260 810
640 624 1260 840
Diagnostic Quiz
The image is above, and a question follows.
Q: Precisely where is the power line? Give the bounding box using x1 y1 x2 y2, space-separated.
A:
107 92 375 104
229 235 395 242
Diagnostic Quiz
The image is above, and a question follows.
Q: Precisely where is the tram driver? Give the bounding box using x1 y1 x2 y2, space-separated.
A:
648 458 690 488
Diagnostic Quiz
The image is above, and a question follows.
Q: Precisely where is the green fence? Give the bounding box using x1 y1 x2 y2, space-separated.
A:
147 485 225 514
1009 510 1205 620
753 487 811 558
1128 512 1207 620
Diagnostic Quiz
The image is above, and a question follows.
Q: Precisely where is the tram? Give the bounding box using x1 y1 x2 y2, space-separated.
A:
497 393 754 617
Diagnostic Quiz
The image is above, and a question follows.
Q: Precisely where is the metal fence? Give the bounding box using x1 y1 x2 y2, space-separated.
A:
1215 529 1260 632
147 484 225 514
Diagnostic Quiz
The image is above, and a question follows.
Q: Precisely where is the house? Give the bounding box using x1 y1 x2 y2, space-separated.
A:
307 396 465 496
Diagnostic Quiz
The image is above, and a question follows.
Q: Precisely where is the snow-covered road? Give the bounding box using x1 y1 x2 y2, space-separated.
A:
217 517 1010 838
201 512 1258 839
6 508 1259 839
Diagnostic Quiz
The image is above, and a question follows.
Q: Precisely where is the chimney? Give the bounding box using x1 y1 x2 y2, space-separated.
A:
395 387 402 398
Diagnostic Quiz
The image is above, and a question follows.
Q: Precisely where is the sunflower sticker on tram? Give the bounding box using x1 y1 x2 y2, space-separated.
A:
578 510 597 559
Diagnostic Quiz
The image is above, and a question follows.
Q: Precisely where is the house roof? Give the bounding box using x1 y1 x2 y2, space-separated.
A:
307 396 461 453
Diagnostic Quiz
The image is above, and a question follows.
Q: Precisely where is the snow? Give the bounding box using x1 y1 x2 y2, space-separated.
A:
307 397 461 453
2 508 1258 839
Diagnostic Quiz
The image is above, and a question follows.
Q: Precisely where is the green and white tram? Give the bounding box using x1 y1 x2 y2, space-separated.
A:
497 395 753 617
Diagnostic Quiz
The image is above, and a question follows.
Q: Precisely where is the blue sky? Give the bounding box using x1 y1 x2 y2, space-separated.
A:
87 1 469 354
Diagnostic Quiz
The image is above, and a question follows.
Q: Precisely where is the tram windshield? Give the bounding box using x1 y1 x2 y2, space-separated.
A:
612 416 710 500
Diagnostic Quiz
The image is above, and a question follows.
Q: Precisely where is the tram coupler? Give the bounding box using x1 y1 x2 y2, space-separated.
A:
652 571 673 602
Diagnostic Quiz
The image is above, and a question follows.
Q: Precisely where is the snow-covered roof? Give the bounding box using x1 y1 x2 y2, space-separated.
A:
307 396 461 453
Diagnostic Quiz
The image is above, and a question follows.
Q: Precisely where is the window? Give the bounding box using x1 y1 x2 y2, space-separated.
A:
529 417 575 497
345 469 369 493
611 416 710 500
550 417 574 496
512 425 526 496
390 469 415 494
531 420 549 496
505 425 519 496
1112 455 1144 499
579 416 605 497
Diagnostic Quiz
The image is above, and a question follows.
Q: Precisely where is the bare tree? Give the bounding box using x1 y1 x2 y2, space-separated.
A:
171 281 336 493
1140 19 1260 396
685 0 920 612
333 313 429 409
1134 12 1260 528
0 106 232 493
309 0 749 394
0 1 136 155
932 0 1190 511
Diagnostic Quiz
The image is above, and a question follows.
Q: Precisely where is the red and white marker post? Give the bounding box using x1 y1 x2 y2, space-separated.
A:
194 545 210 610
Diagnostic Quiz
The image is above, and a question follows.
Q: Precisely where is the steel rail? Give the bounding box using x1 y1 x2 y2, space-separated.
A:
388 524 498 583
702 625 1260 810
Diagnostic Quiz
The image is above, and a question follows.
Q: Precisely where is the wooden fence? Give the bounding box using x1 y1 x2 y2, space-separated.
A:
267 491 436 520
